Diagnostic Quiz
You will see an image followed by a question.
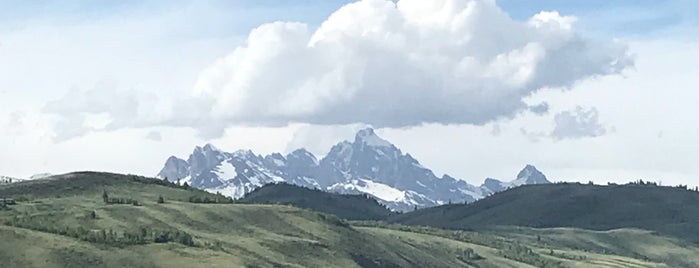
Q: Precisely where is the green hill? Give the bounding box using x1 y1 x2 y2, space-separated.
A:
240 183 396 220
0 172 530 267
391 183 699 243
1 173 698 267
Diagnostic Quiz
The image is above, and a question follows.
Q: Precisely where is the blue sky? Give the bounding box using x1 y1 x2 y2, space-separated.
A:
1 0 696 38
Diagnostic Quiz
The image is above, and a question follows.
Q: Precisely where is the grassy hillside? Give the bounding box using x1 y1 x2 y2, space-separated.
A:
489 226 699 267
0 172 513 267
391 183 699 243
240 183 396 220
0 173 696 267
0 172 223 201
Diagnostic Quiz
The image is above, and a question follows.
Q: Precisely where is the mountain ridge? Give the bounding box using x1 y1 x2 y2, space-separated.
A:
157 128 550 211
390 182 699 244
240 182 396 221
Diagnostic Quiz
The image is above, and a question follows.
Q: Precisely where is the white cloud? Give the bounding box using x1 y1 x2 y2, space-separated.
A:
41 0 630 139
146 131 162 142
551 106 606 140
188 0 631 130
41 82 162 141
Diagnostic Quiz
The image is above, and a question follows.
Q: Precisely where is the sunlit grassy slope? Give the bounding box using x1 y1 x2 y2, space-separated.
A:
0 173 696 267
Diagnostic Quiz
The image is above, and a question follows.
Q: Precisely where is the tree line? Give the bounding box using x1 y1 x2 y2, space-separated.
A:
2 214 194 247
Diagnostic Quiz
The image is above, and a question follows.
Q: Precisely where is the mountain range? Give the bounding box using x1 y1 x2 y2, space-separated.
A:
157 128 550 211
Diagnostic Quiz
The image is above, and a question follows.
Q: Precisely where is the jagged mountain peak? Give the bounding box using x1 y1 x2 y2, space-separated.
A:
203 143 220 152
232 149 257 158
516 164 549 184
191 144 227 164
287 148 319 165
264 153 287 167
479 165 551 195
165 155 186 163
193 143 223 154
267 152 285 159
157 156 189 182
354 127 392 147
288 148 315 158
159 138 550 211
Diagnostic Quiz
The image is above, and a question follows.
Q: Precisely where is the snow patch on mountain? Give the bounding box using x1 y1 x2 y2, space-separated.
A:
327 179 434 211
332 179 405 202
214 162 237 180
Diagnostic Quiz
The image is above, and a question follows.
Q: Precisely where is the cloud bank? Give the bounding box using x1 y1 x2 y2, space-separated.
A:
192 0 631 128
43 0 632 139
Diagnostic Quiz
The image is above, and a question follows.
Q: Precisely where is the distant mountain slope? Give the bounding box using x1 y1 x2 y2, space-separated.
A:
391 183 699 243
241 183 396 221
157 128 550 211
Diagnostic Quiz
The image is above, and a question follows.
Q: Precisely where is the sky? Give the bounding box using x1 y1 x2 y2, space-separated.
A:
1 0 698 187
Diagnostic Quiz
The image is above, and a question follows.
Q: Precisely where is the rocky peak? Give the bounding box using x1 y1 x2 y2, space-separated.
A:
481 178 505 193
516 165 549 184
287 148 318 165
157 156 189 182
264 153 287 168
232 149 257 159
354 128 392 147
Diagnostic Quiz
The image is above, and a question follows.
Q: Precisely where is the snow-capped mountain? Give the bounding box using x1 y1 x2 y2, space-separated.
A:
157 128 550 211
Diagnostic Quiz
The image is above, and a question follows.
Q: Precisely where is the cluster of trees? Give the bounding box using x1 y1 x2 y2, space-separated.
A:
628 180 659 186
546 249 588 261
102 191 140 206
188 195 234 204
317 213 348 227
675 184 699 191
161 176 194 191
456 248 483 263
626 180 699 191
125 174 199 193
153 229 194 246
3 214 194 247
0 198 14 209
497 243 564 268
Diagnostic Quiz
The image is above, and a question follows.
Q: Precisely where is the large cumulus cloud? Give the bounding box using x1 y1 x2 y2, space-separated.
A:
192 0 631 128
42 0 632 140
